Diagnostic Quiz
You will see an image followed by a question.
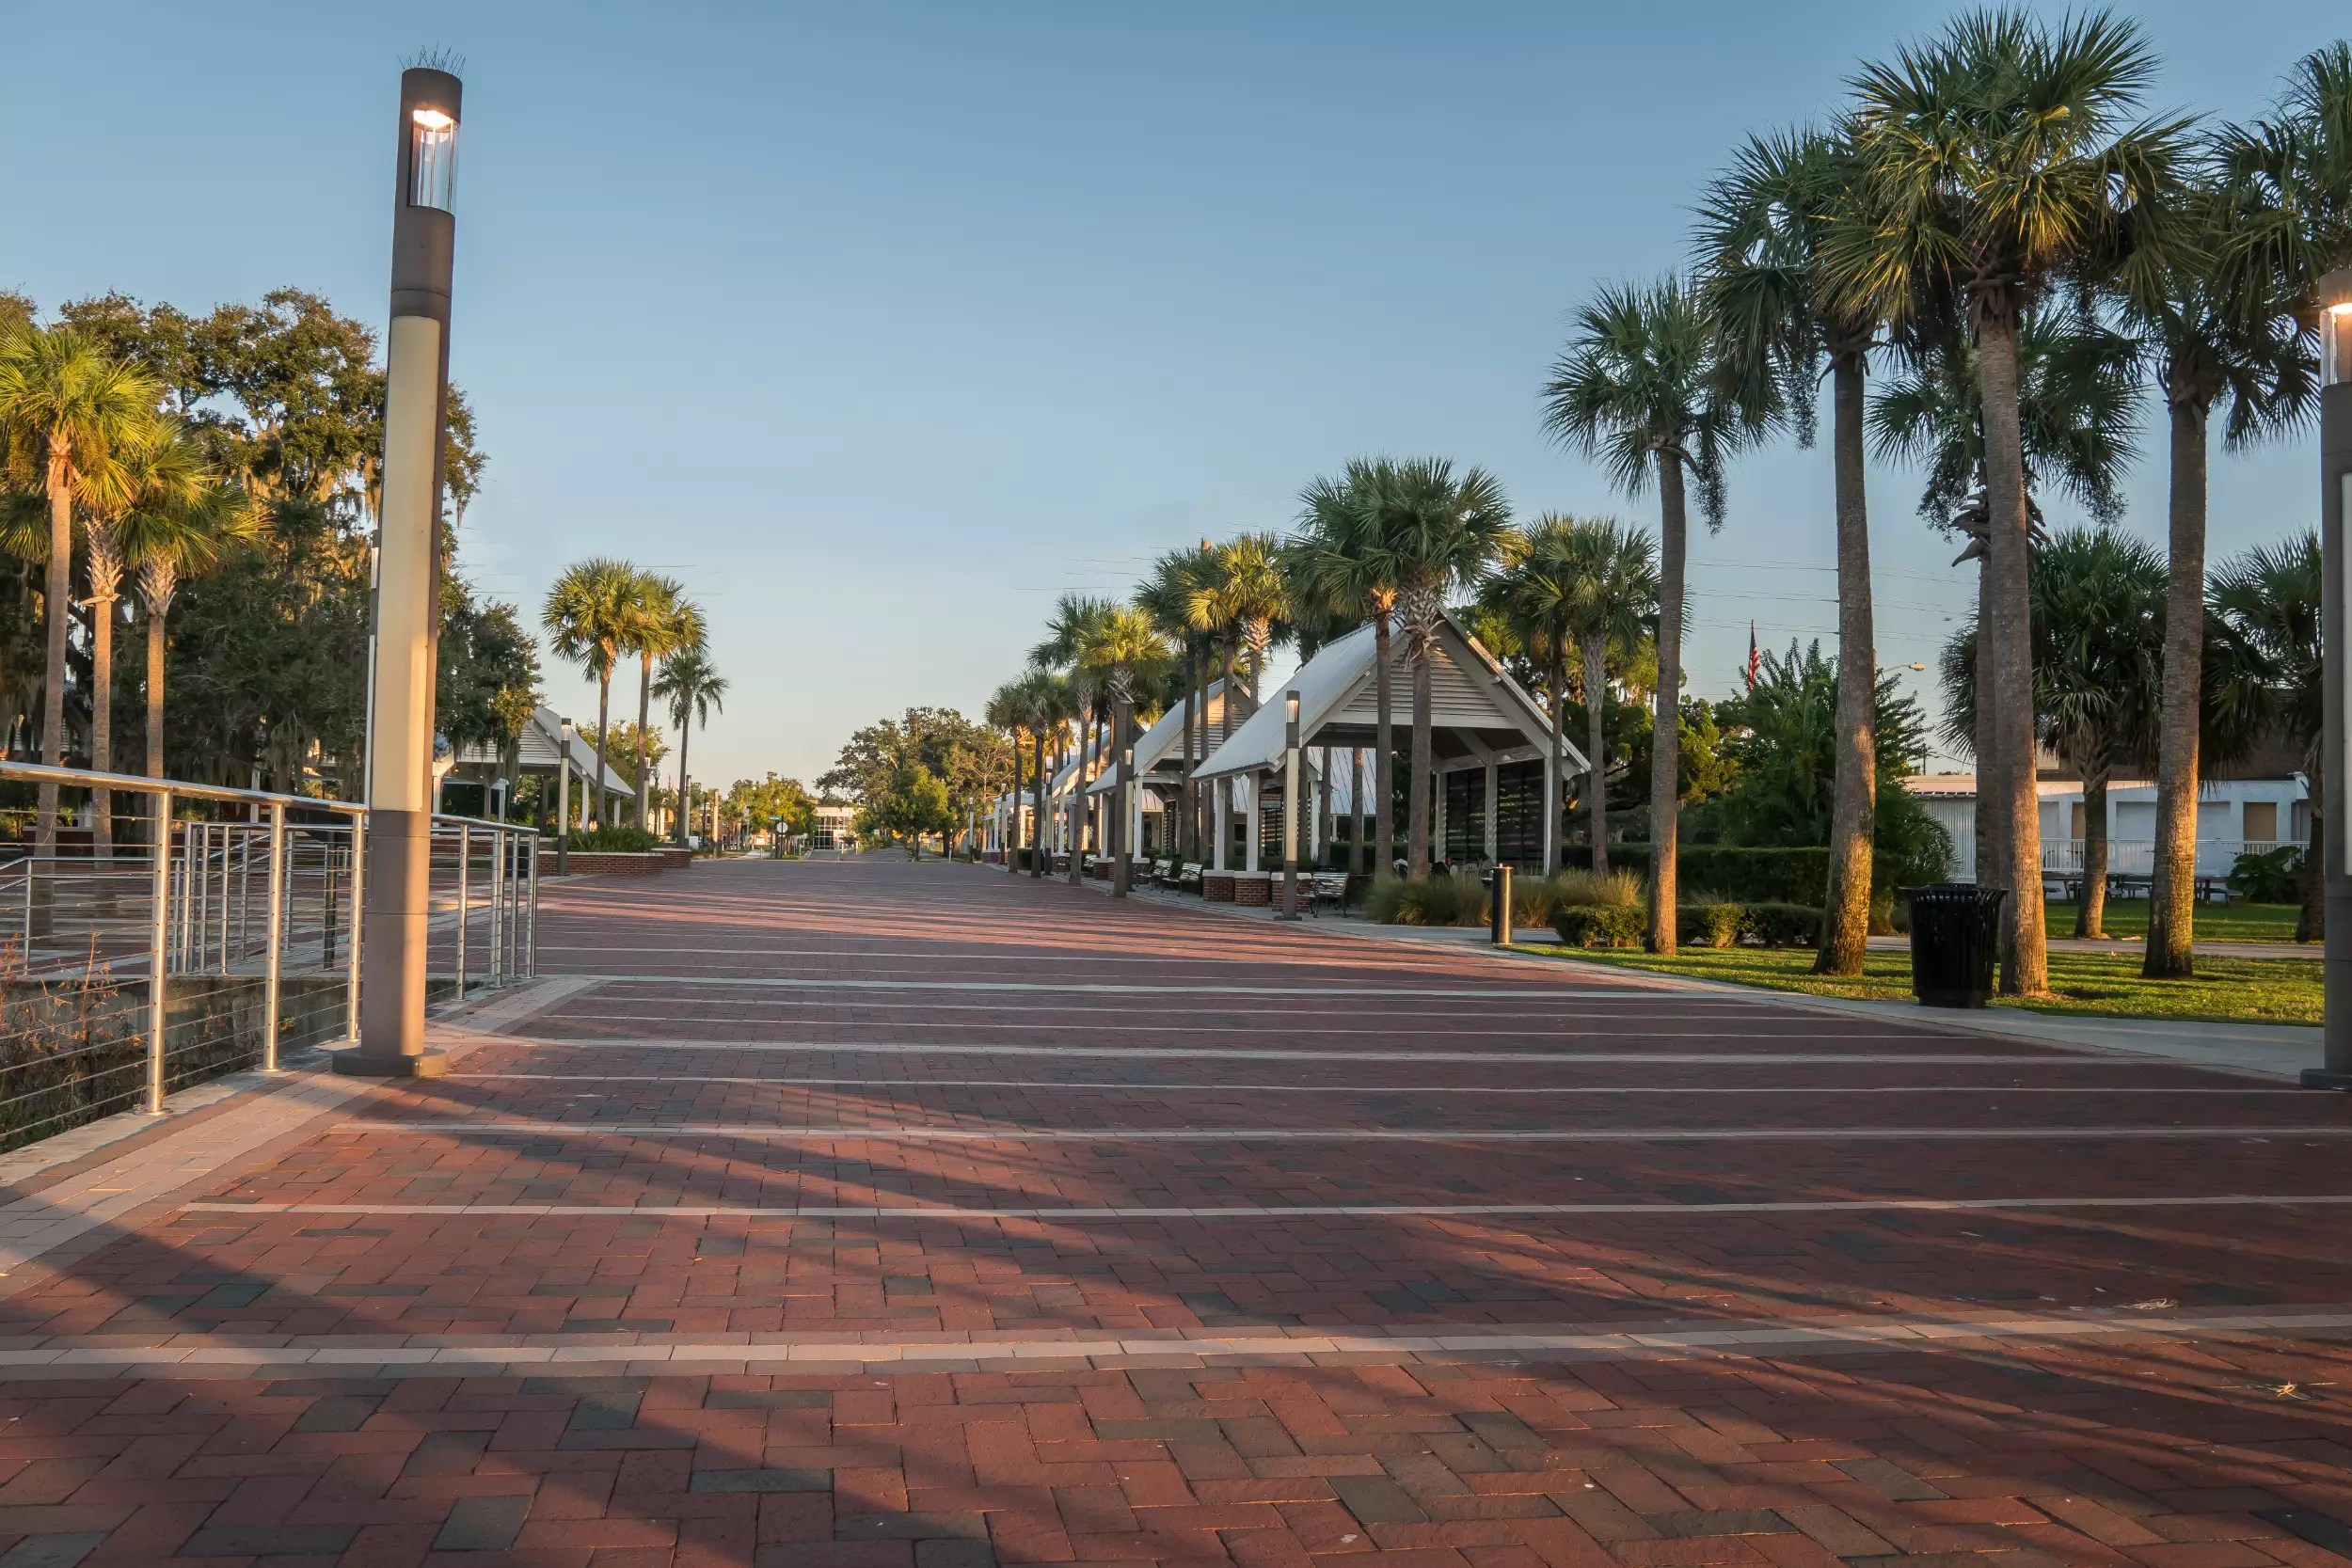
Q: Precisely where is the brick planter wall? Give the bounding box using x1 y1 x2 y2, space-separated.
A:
563 852 662 877
1233 872 1271 908
1203 873 1236 903
655 847 691 870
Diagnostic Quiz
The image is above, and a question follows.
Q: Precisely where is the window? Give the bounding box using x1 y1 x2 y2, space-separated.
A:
2245 800 2279 844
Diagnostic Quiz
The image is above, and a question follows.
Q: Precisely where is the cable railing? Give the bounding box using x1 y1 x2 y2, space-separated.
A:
0 761 540 1156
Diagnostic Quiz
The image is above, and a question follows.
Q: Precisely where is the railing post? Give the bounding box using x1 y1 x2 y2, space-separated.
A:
345 815 365 1041
148 792 172 1115
263 802 285 1072
454 821 469 999
488 826 505 986
526 832 539 977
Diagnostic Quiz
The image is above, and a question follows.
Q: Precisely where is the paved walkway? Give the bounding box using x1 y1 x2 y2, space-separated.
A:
1 857 2351 1565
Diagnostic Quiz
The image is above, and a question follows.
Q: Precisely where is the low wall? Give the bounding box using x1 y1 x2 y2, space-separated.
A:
563 852 662 877
1203 873 1235 903
1233 871 1271 908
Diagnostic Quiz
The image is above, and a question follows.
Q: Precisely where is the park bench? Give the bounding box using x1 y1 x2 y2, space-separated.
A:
1309 871 1350 915
1178 863 1203 893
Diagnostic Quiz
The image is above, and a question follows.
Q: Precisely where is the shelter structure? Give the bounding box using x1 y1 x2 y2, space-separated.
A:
447 705 636 823
1081 676 1243 862
1193 613 1585 903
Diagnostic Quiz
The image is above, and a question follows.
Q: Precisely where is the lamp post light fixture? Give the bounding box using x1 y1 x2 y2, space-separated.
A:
1279 692 1303 920
2307 265 2352 1089
342 64 462 1079
1112 747 1135 897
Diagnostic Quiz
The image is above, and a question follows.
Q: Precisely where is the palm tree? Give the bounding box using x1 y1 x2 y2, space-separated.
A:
2208 534 2322 940
0 327 159 873
1478 520 1575 874
541 558 638 829
1293 470 1401 874
1544 277 1748 948
121 483 264 786
1076 606 1171 880
1192 534 1288 702
625 574 702 832
81 417 208 861
1505 517 1659 878
1870 303 2143 880
985 677 1036 872
1698 124 1889 974
1334 460 1511 880
1136 546 1218 861
1834 8 2192 994
1032 594 1114 882
1027 671 1074 879
652 645 725 847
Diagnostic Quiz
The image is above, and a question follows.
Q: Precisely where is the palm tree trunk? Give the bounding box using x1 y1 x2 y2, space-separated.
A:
1649 448 1686 955
1179 644 1199 861
90 594 115 864
2145 393 2208 978
1067 698 1089 885
673 710 692 847
1973 558 2000 886
1975 313 2047 995
1817 354 1877 975
33 465 70 927
634 653 653 830
594 668 612 831
1032 731 1047 879
1406 608 1435 881
147 603 167 782
1373 612 1394 875
2079 769 2109 939
1582 634 1610 879
1548 640 1566 875
1347 749 1363 875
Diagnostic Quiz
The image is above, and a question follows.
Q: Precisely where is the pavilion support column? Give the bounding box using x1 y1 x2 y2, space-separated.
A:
1245 776 1261 872
1485 761 1499 863
1212 779 1228 871
1541 752 1557 874
1351 749 1366 876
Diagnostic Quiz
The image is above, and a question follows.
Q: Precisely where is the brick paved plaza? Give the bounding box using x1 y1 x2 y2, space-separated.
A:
1 855 2351 1566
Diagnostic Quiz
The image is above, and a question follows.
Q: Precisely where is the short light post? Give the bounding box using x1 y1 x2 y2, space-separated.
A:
2310 266 2352 1088
1112 748 1135 897
346 65 462 1078
1279 692 1302 920
1491 863 1513 945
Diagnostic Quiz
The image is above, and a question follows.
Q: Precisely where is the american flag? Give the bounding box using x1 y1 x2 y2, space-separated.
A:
1746 622 1760 688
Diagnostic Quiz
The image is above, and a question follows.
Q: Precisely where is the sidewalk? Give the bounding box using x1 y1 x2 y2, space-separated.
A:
1104 877 2326 1084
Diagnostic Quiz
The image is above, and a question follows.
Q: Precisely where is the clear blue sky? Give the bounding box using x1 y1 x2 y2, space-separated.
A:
8 2 2343 784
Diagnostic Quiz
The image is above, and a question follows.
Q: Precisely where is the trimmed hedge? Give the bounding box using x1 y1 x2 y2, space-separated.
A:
1574 844 1899 933
1678 903 1743 948
1550 906 1647 948
569 826 661 853
1742 902 1824 947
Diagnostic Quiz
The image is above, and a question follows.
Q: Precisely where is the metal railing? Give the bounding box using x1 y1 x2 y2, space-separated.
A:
0 761 540 1154
1943 832 2305 885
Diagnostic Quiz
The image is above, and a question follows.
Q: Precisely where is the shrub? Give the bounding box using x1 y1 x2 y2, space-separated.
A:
1551 905 1647 947
2228 844 2302 903
1741 902 1823 947
569 826 661 853
1365 871 1487 927
1678 903 1744 948
1546 868 1643 908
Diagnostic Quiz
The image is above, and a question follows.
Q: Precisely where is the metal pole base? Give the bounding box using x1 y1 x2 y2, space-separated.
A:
324 1044 451 1078
2300 1069 2352 1091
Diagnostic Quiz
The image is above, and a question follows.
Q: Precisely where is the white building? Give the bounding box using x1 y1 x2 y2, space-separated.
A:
1905 768 2307 884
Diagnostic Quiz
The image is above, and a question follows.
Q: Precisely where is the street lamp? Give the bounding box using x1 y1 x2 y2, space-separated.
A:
1112 747 1135 897
343 65 462 1079
1279 692 1302 920
2307 266 2352 1088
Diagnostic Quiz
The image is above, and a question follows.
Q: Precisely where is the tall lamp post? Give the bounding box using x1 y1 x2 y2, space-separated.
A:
344 65 462 1078
1279 692 1302 920
2309 267 2352 1089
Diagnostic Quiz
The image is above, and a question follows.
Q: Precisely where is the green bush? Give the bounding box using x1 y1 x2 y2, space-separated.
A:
1365 871 1488 927
2227 844 2302 903
1741 902 1823 947
1551 905 1647 948
1678 903 1744 948
569 826 662 853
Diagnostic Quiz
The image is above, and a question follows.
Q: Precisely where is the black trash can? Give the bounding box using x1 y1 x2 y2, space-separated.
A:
1901 883 2008 1008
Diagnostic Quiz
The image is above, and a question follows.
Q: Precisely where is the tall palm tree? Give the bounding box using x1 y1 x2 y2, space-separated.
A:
0 327 159 873
121 483 264 786
1293 469 1402 873
652 645 725 848
1136 545 1218 861
1536 518 1657 877
625 573 702 832
2208 533 2323 940
2114 173 2312 978
1544 277 1748 948
985 677 1036 872
81 417 208 860
1834 8 2192 995
541 557 638 829
1032 594 1114 882
1334 460 1511 880
1027 671 1074 879
1192 534 1288 702
1077 606 1171 879
1478 520 1577 873
1699 124 1890 974
1870 302 2143 879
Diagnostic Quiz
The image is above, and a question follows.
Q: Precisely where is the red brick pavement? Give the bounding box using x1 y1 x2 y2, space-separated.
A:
0 856 2349 1566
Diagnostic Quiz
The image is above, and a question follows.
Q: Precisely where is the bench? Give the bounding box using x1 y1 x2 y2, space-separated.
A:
1178 862 1203 893
1309 871 1350 915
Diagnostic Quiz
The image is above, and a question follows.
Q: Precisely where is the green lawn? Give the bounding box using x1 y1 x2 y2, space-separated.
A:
1508 943 2321 1025
2042 899 2307 943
